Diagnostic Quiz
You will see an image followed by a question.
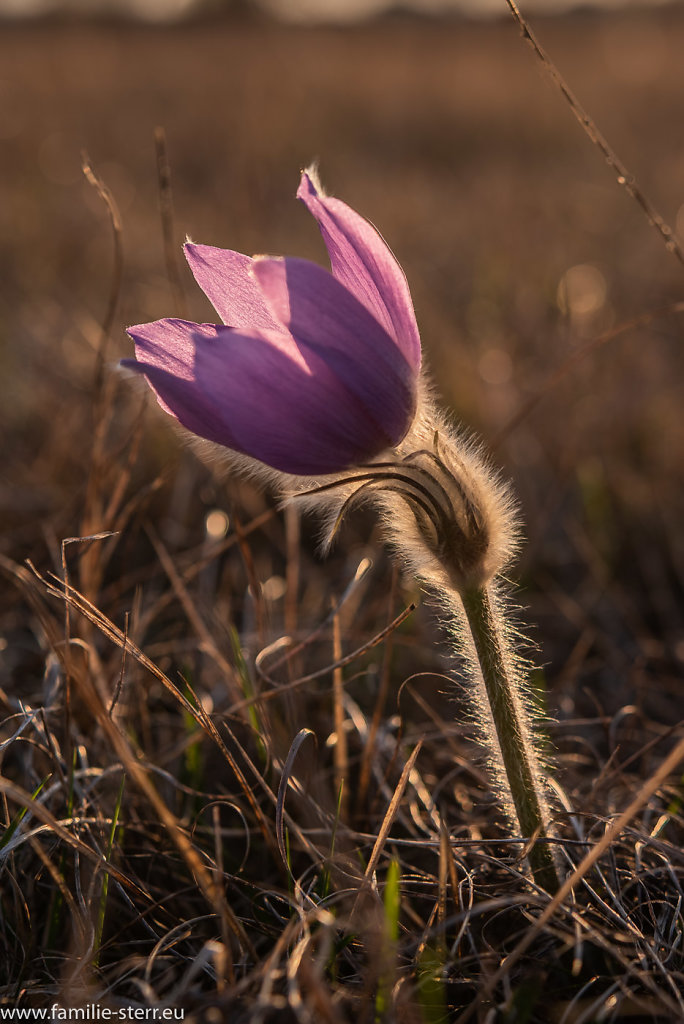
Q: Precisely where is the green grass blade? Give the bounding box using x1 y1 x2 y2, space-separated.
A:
0 775 51 852
375 858 400 1022
93 773 125 968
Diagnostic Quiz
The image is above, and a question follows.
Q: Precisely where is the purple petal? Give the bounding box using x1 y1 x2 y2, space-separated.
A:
124 318 404 474
252 256 415 448
297 171 421 372
184 243 281 331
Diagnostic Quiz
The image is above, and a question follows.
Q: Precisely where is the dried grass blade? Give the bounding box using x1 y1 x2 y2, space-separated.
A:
258 556 372 678
331 612 348 821
147 527 241 699
0 774 145 902
29 835 88 946
353 740 423 916
27 560 279 872
246 602 416 709
81 153 123 388
65 660 256 958
276 728 317 879
358 565 399 810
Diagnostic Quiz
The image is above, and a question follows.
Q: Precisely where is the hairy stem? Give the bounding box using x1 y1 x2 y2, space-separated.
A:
460 585 560 893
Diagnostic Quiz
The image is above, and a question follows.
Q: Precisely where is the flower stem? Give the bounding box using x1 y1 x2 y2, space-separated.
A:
460 584 560 893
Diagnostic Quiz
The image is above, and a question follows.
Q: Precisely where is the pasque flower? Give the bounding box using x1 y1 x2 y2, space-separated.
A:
123 170 421 475
125 169 560 893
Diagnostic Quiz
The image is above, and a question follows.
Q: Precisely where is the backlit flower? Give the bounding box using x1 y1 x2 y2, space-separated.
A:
123 170 421 476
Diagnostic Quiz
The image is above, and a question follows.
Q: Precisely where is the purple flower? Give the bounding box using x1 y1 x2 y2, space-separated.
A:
123 170 421 476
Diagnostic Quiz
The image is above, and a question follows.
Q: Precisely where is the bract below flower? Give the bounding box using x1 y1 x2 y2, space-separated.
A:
123 170 421 476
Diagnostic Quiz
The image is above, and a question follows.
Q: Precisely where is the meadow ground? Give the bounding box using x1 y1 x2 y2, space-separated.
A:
1 6 684 1020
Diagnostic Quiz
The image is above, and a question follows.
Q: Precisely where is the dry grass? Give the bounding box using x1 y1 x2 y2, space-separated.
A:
2 6 684 1020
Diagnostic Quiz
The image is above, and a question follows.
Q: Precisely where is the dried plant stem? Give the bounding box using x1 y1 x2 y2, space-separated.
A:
505 0 684 272
154 125 187 319
460 584 559 893
332 611 349 820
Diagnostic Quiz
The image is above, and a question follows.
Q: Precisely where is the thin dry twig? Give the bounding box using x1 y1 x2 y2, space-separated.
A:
505 0 684 272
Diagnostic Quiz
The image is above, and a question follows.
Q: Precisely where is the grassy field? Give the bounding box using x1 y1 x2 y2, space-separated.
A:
2 5 684 1020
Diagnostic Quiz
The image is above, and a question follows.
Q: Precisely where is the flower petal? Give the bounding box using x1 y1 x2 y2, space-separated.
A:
124 318 402 474
297 170 421 372
252 256 415 446
184 243 281 331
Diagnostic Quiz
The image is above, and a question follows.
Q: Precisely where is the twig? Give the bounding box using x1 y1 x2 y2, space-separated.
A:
504 0 684 272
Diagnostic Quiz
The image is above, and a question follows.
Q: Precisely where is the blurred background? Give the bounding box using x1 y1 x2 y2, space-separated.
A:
2 0 684 729
0 0 677 21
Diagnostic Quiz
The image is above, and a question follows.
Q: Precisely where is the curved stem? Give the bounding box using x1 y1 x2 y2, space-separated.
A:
460 585 560 893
